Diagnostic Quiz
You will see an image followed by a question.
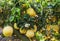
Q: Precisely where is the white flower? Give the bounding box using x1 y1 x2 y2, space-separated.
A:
35 15 38 17
25 23 30 28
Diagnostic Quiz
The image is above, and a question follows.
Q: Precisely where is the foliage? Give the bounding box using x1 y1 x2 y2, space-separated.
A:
0 0 60 41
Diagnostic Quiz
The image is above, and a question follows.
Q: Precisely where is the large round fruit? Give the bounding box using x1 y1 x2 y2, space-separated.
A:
26 30 34 38
3 26 13 37
27 8 37 17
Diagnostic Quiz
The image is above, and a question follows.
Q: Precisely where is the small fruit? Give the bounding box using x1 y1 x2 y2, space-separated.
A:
14 23 19 30
0 8 2 13
51 16 56 22
22 4 26 8
19 28 26 34
32 25 37 32
46 18 50 23
27 8 37 17
46 24 51 31
51 37 56 41
26 30 34 38
3 26 13 37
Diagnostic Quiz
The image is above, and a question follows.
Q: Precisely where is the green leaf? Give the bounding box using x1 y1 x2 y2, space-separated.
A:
9 15 14 22
39 39 45 41
56 0 60 2
11 7 16 15
11 7 20 16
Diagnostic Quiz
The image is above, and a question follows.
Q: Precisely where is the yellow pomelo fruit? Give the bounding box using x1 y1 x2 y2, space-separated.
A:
27 8 37 17
19 28 27 34
3 26 13 37
26 30 34 38
14 23 19 30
